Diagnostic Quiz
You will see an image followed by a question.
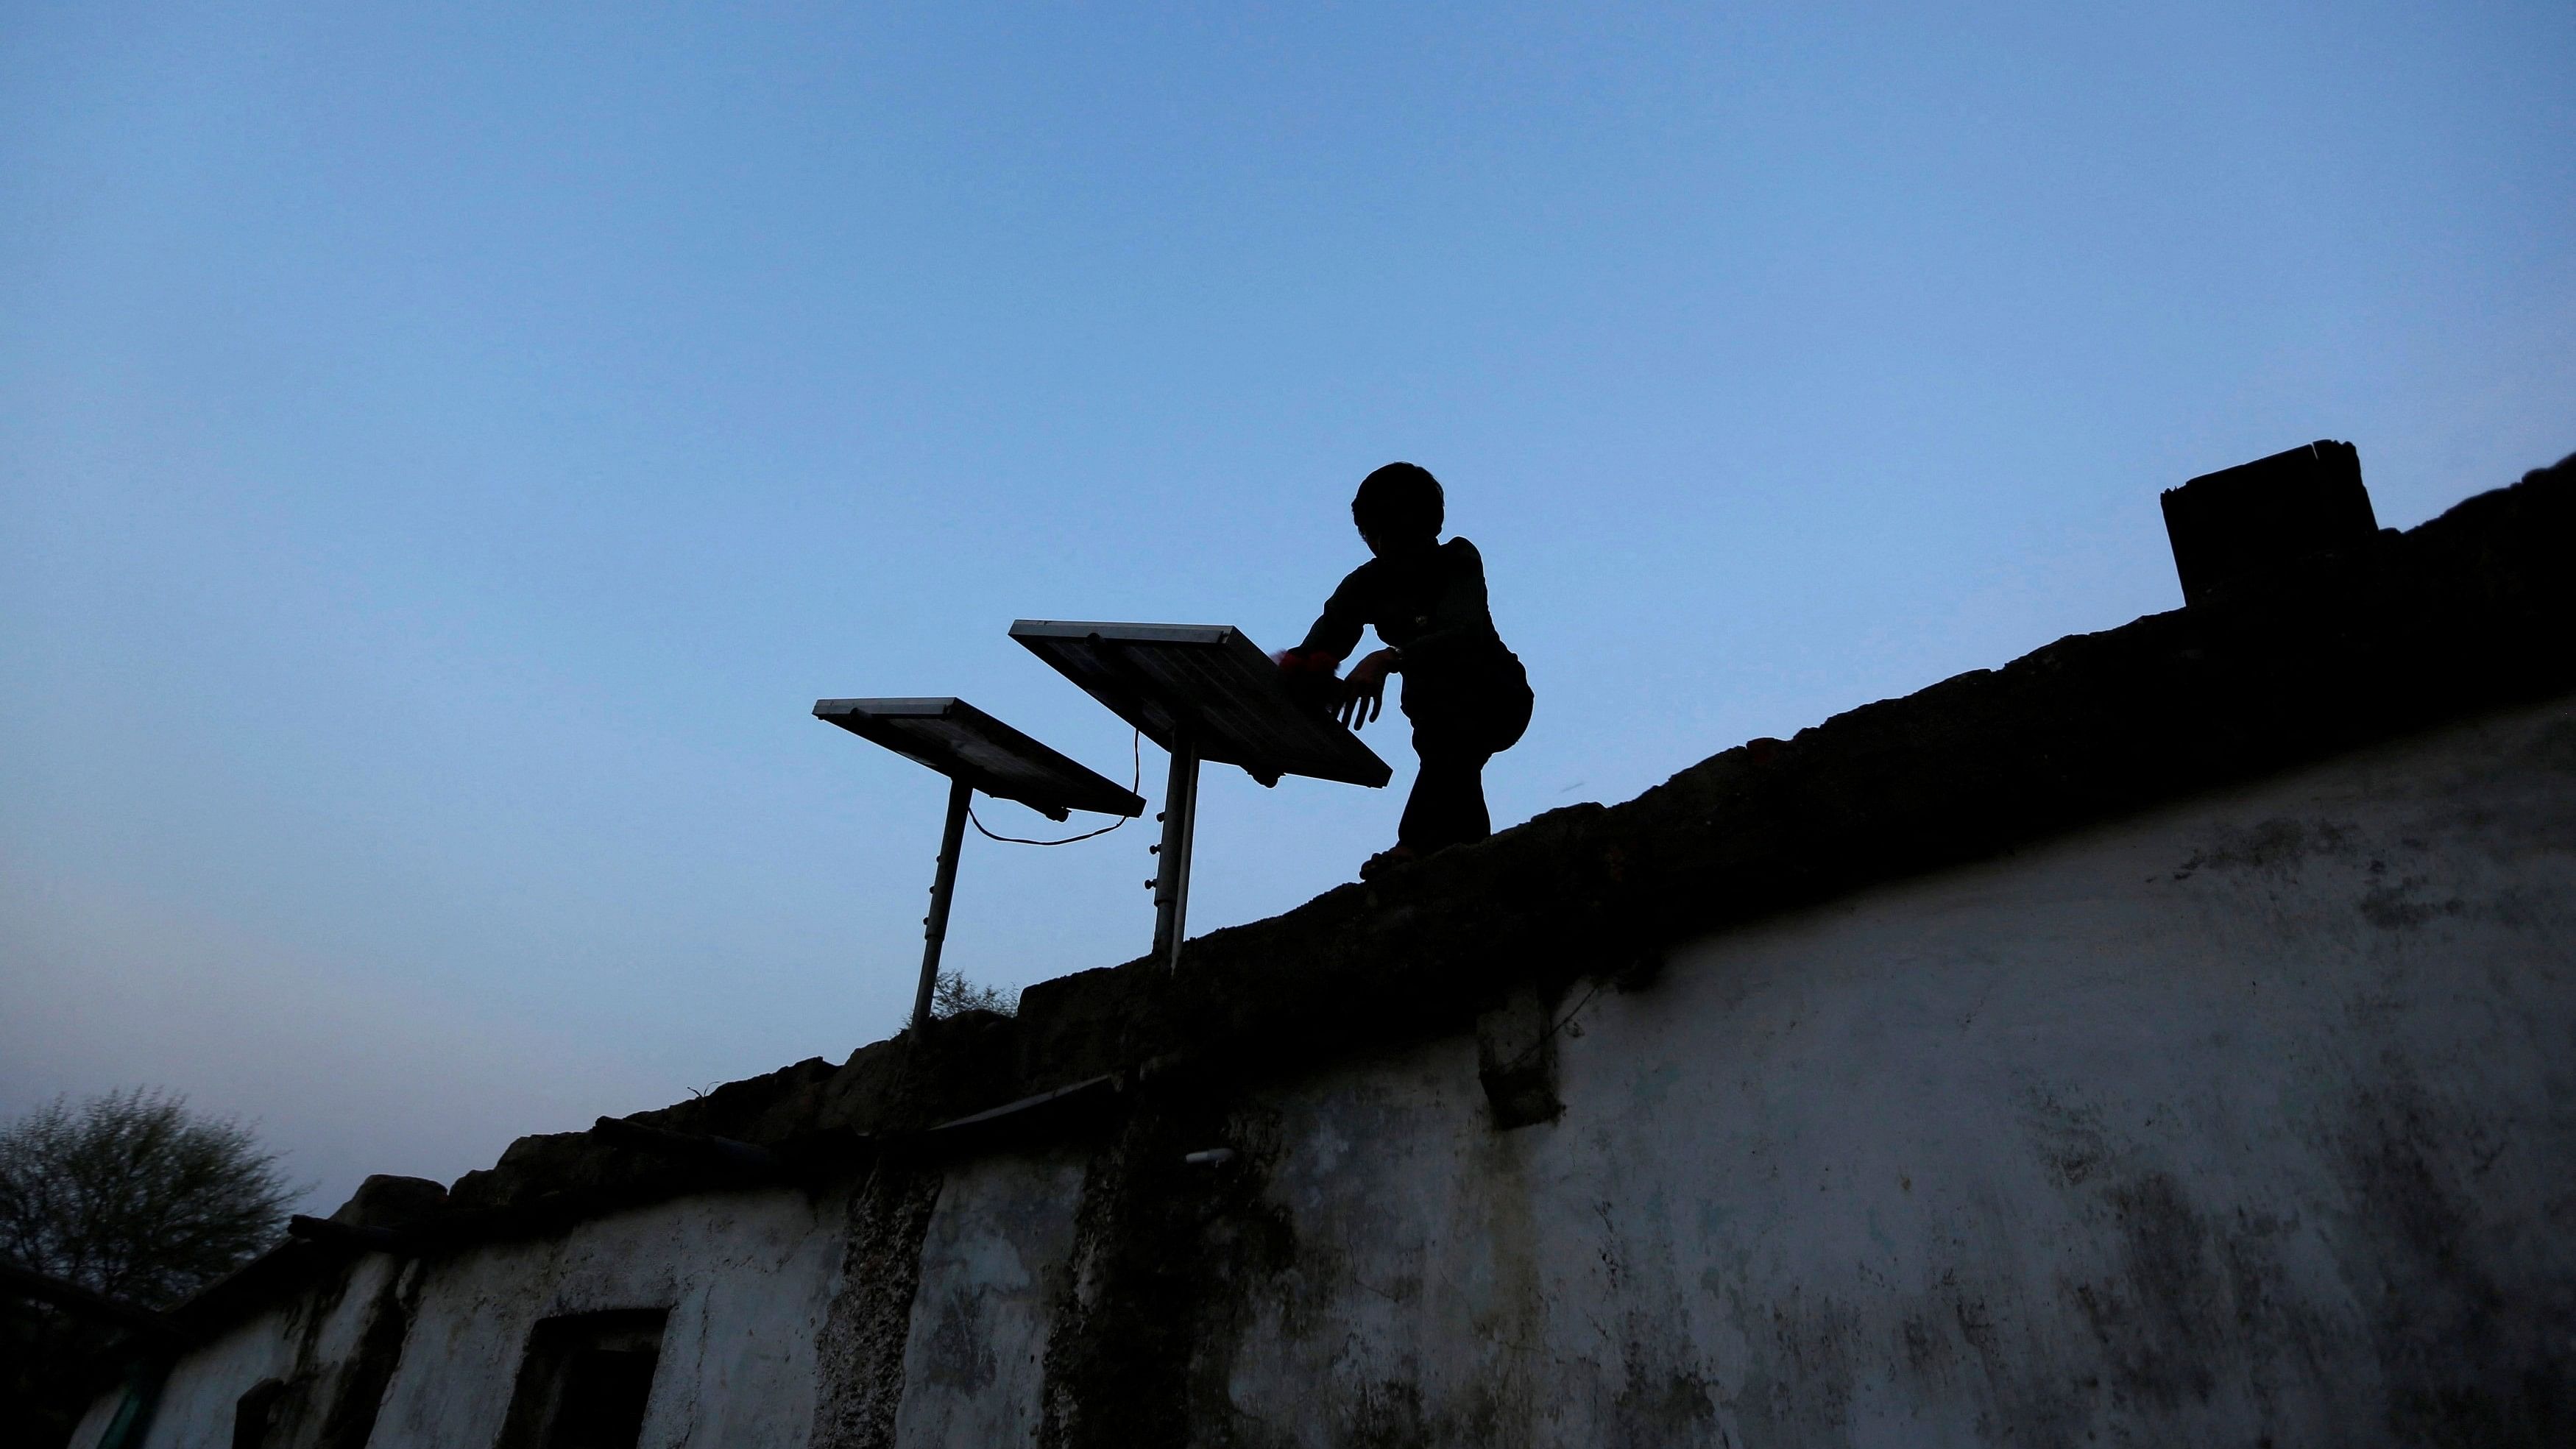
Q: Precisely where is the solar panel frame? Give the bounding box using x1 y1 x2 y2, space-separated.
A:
811 697 1146 821
1008 620 1393 789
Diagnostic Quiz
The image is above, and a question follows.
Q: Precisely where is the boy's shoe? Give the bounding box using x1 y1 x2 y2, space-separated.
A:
1358 845 1419 880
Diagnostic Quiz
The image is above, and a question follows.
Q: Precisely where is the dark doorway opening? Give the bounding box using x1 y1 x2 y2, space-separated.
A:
495 1308 669 1449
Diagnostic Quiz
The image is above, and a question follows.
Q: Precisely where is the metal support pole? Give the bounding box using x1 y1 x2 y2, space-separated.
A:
1150 723 1201 971
916 776 972 1032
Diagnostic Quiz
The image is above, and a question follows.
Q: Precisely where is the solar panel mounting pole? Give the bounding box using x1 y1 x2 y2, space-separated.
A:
1150 720 1200 971
916 776 972 1032
1008 620 1393 969
813 697 1143 1032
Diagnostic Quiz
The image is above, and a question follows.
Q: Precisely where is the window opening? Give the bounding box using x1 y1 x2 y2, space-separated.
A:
495 1308 669 1449
231 1378 289 1449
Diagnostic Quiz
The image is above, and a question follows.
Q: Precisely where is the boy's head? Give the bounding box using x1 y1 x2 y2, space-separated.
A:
1351 462 1444 552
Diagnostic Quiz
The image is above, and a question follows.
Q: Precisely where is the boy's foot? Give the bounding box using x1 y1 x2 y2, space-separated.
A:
1359 845 1419 880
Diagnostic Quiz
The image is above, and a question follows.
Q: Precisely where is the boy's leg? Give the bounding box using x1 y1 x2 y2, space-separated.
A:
1399 736 1494 854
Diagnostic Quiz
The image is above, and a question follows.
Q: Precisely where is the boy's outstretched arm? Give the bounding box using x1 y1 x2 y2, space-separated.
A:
1276 570 1370 720
1295 570 1370 665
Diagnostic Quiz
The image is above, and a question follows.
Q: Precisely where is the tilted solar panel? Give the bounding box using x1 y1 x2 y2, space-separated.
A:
1007 621 1391 789
811 697 1144 821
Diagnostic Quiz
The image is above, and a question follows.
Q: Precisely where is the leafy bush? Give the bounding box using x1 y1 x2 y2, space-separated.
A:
1 1088 301 1447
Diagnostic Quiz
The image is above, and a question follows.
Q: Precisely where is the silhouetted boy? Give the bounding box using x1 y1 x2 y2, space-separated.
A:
1281 463 1533 879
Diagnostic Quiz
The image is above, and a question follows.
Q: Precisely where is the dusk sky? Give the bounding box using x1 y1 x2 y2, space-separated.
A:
5 1 2570 1212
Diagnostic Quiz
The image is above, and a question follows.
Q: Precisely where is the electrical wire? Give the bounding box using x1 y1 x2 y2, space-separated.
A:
967 728 1144 846
1497 978 1609 1075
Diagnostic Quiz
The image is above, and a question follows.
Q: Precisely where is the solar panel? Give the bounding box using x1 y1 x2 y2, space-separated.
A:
812 697 1144 821
1008 621 1392 789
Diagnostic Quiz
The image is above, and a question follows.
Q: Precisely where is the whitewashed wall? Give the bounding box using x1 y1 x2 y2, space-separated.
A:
888 1149 1087 1448
70 1188 849 1449
78 695 2576 1448
365 1189 843 1449
1210 695 2576 1446
74 1255 407 1449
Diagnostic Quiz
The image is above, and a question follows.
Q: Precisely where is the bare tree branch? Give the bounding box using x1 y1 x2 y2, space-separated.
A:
930 970 1019 1018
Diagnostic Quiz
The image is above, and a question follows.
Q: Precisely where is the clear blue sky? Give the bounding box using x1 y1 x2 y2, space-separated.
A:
5 1 2569 1211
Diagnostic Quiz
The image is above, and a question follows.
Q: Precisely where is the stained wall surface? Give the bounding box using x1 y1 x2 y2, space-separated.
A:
74 1255 409 1449
1194 695 2576 1447
888 1149 1089 1447
72 696 2576 1448
364 1189 843 1449
72 1189 852 1449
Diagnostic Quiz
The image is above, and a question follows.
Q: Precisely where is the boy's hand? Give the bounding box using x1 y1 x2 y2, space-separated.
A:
1275 648 1345 718
1338 648 1402 730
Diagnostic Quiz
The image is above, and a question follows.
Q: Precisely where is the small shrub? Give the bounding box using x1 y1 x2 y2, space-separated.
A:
930 971 1019 1018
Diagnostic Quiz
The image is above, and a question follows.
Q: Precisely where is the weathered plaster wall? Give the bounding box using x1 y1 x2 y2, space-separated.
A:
80 1253 409 1449
1189 695 2576 1447
73 696 2576 1448
361 1188 840 1449
889 1149 1087 1447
